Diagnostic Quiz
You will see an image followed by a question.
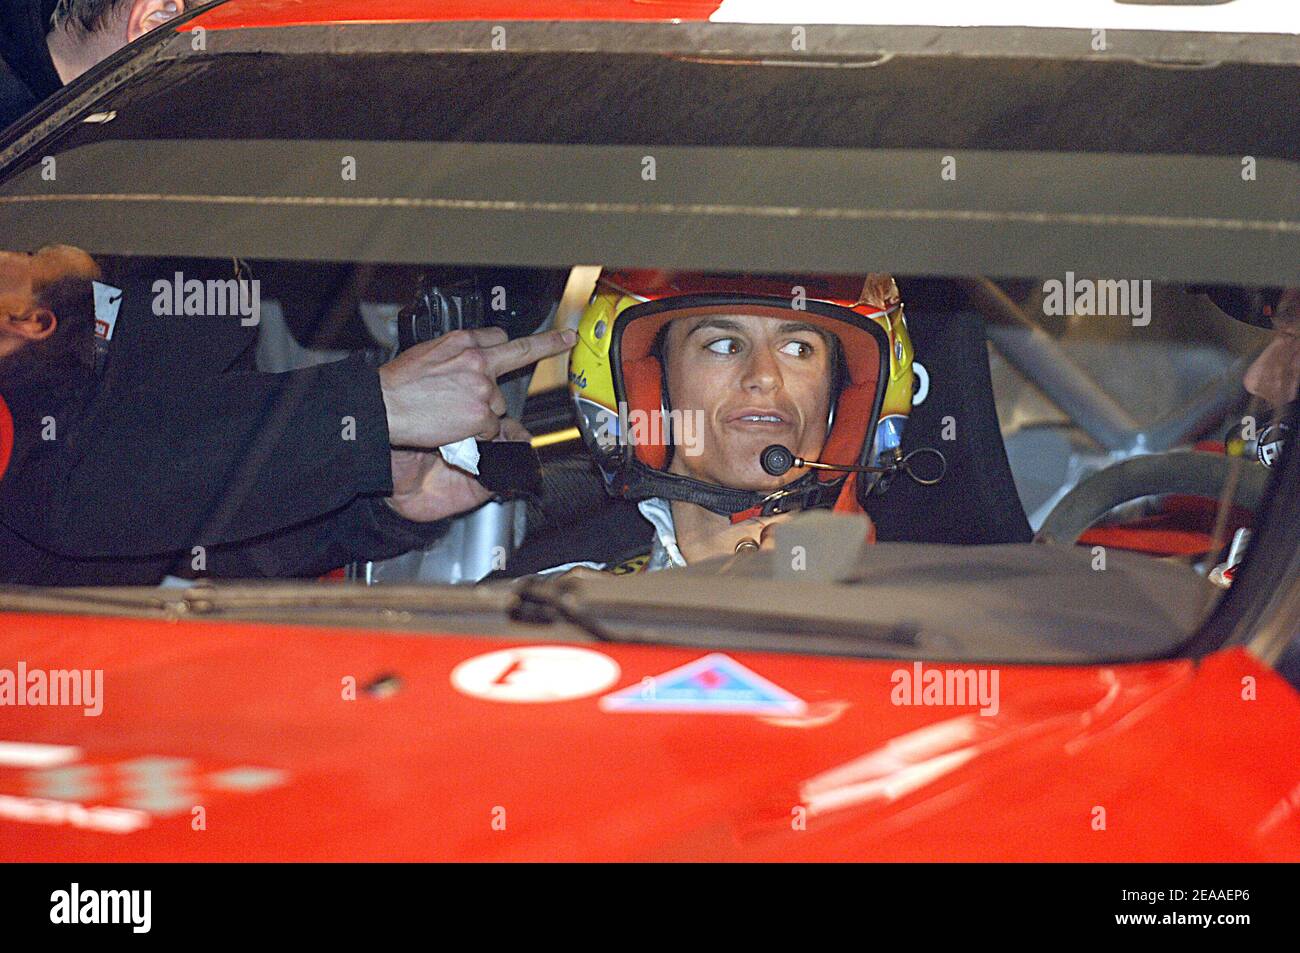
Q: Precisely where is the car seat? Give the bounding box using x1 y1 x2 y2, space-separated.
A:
512 278 1033 572
863 281 1032 545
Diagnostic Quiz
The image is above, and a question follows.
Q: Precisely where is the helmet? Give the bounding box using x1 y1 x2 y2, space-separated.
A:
568 270 915 521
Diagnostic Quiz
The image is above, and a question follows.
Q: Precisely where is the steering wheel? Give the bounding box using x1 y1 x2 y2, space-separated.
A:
1034 451 1271 546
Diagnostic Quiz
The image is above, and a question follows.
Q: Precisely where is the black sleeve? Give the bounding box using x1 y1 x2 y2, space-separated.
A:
2 355 407 558
0 58 38 132
197 496 450 579
0 1 64 132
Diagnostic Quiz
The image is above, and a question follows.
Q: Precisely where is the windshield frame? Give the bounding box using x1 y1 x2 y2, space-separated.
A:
0 15 1296 670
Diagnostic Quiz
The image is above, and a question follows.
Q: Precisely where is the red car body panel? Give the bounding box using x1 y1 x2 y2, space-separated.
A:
1 612 1296 861
186 0 724 31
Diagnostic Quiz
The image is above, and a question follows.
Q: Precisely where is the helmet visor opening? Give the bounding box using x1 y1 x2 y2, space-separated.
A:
611 295 890 480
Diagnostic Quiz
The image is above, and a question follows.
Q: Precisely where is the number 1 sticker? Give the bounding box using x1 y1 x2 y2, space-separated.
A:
450 646 620 703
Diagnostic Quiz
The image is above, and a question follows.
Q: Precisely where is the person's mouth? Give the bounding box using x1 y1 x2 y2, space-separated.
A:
725 407 795 430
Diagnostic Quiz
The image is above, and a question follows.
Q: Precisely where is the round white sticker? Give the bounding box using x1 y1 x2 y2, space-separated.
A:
450 646 621 704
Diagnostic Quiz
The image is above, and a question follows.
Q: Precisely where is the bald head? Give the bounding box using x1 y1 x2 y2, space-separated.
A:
0 245 100 364
30 244 100 290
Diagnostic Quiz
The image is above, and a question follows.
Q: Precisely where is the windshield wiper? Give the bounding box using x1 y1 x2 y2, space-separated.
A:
505 573 922 657
507 576 620 642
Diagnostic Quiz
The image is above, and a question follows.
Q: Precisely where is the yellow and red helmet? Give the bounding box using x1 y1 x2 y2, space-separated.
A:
569 269 915 519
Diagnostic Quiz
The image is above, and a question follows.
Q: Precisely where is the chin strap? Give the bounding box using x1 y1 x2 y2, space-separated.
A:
615 465 845 522
726 476 843 523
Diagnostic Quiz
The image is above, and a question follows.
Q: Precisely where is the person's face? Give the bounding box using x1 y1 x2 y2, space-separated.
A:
1242 288 1300 410
662 312 835 491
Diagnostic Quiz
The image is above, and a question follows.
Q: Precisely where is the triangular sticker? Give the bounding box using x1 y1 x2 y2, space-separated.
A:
600 653 806 715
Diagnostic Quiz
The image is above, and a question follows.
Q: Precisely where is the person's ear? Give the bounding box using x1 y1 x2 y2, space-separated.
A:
126 0 185 44
4 308 58 342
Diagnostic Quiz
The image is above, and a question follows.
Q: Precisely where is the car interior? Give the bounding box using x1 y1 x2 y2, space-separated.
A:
83 255 1277 599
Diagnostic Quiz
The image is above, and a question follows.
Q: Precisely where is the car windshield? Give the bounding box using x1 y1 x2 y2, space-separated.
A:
0 20 1295 667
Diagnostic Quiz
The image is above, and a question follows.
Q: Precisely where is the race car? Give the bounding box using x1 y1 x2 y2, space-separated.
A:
0 0 1296 863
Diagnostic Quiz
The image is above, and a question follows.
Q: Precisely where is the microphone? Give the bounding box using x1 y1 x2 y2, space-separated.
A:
759 444 796 477
760 444 890 477
1257 413 1293 469
760 444 946 486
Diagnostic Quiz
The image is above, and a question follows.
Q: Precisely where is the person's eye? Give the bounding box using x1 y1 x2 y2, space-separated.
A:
779 340 815 358
705 338 741 355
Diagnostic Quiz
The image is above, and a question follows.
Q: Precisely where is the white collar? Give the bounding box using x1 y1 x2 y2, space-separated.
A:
636 497 688 569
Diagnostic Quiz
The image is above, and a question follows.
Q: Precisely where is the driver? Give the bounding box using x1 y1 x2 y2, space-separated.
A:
510 270 917 575
1202 286 1298 588
1242 287 1300 420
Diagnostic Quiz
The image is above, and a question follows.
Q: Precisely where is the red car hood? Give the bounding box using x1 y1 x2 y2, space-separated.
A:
184 0 1300 34
1 612 1297 860
187 0 724 31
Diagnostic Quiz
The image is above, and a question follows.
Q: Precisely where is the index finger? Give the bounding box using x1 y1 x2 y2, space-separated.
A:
397 326 507 368
484 328 577 379
424 325 508 360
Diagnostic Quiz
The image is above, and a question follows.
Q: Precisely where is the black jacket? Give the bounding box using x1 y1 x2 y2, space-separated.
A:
0 1 61 133
0 268 446 585
493 453 654 578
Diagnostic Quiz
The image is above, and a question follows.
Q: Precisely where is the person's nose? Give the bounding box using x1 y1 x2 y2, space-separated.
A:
1243 333 1300 409
1243 352 1266 401
740 344 782 395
